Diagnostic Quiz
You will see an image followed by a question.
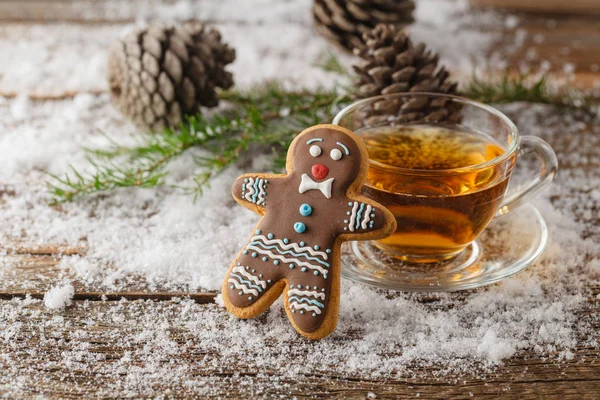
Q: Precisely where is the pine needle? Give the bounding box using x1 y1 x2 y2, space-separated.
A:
47 67 597 204
48 84 351 204
463 72 598 115
313 50 351 77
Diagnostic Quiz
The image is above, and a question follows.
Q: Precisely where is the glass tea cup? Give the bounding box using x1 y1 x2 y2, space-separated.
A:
333 93 558 263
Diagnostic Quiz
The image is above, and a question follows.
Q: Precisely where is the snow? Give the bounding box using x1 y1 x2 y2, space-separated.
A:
9 94 30 120
0 0 525 96
0 0 598 394
43 283 75 310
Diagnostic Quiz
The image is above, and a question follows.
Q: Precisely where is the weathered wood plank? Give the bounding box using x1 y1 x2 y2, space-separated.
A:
0 254 217 302
0 0 269 24
0 4 598 397
0 243 83 256
483 13 600 90
0 299 598 399
2 251 597 303
0 0 146 24
472 0 600 16
0 290 216 303
4 0 600 21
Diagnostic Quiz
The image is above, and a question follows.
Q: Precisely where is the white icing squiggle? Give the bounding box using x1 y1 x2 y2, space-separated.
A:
246 245 329 275
232 266 266 289
348 202 359 232
243 177 267 205
361 205 373 229
257 181 266 205
290 302 322 315
244 177 255 202
287 288 326 300
228 279 259 296
251 235 328 260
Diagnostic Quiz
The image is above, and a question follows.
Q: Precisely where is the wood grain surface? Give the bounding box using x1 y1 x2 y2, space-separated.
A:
471 0 600 16
0 1 599 398
0 106 598 399
0 299 598 399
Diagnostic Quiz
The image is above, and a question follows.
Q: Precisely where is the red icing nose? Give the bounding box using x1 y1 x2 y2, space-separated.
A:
311 164 329 180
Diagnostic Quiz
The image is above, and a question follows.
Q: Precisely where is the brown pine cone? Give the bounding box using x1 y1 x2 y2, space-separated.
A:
352 24 460 125
107 22 236 130
313 0 415 52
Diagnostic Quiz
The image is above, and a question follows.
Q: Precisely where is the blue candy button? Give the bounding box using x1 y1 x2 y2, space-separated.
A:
299 203 312 217
294 222 306 233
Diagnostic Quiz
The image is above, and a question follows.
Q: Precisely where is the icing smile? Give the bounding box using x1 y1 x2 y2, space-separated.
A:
311 163 329 180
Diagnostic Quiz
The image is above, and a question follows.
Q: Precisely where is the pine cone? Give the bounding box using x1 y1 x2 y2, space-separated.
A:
313 0 414 52
107 22 235 130
352 24 460 125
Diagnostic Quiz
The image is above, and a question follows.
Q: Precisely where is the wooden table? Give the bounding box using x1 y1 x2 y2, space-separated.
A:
0 1 599 398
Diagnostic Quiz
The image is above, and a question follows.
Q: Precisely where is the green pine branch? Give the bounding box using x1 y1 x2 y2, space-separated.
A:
48 83 351 204
47 56 598 204
313 50 352 77
463 73 598 115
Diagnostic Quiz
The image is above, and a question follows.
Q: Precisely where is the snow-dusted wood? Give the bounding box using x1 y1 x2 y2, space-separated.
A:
1 1 599 398
0 298 598 399
0 106 597 397
472 0 600 16
0 254 216 303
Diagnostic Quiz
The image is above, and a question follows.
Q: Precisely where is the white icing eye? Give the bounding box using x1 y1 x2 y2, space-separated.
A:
309 145 322 157
330 148 343 161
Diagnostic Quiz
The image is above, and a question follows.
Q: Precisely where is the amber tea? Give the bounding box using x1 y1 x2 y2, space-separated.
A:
360 125 511 262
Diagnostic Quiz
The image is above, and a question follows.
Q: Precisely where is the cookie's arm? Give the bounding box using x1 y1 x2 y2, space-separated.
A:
232 174 278 215
339 200 395 237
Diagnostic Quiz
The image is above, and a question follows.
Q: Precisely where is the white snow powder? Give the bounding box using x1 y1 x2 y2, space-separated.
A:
43 283 75 310
0 0 597 385
9 94 30 119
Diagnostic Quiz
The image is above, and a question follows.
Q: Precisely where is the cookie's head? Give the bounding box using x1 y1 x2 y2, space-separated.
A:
287 125 367 197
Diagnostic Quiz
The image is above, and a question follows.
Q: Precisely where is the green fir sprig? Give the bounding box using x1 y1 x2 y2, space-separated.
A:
48 84 351 203
463 73 598 115
313 50 352 77
48 55 598 203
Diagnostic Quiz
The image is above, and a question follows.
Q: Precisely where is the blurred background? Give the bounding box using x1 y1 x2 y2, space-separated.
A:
1 0 599 99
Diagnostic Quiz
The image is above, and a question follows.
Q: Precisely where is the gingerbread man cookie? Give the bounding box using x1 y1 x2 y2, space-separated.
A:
222 124 396 340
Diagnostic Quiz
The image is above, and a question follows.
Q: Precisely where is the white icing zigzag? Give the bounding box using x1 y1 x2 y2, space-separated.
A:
243 177 255 202
228 279 258 296
232 266 266 289
251 235 328 260
289 302 322 315
361 205 373 229
348 202 359 232
228 266 267 297
245 245 329 275
287 288 326 300
288 286 327 316
257 182 266 205
243 177 267 205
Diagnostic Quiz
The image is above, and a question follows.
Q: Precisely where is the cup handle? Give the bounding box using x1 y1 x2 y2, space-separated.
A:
496 135 558 217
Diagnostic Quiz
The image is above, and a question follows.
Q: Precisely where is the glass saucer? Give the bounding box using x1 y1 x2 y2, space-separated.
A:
341 204 547 292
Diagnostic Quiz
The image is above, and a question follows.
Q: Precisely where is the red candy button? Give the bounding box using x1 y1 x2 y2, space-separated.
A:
311 164 329 180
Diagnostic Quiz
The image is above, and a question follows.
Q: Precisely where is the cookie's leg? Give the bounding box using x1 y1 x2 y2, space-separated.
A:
222 253 284 319
283 271 340 340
